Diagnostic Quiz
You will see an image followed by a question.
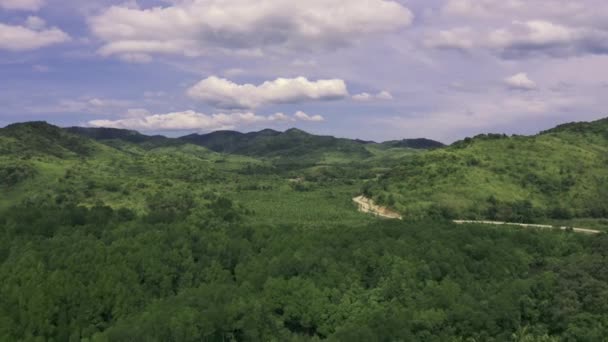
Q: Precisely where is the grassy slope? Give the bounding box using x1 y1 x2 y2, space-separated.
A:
369 118 608 225
0 123 418 227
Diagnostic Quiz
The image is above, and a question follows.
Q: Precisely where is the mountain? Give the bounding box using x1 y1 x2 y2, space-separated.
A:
382 138 445 149
540 117 608 136
367 117 608 222
0 121 97 157
65 126 444 158
65 126 181 149
181 128 374 161
180 128 282 154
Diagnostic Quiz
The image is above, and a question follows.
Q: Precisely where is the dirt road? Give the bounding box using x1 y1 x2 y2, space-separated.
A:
453 220 601 235
353 196 402 220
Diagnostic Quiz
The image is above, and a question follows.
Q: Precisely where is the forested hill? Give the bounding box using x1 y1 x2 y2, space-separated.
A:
0 121 98 157
181 128 376 158
65 126 178 149
64 125 444 154
367 117 608 223
381 138 445 149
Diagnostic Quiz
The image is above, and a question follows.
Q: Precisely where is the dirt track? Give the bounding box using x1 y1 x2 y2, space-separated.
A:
453 220 601 235
353 196 402 220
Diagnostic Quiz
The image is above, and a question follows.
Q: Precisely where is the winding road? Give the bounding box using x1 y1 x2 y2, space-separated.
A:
353 196 602 235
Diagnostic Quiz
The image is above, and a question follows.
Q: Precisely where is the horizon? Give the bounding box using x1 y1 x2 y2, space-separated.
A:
2 0 608 143
3 115 604 145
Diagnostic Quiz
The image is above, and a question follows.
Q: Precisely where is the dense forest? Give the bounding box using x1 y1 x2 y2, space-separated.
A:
1 120 608 341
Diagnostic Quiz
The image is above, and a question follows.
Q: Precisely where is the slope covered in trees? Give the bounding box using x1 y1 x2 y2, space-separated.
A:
367 118 608 224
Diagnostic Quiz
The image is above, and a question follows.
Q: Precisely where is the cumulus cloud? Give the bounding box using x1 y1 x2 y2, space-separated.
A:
0 21 69 51
89 110 323 131
88 0 413 60
431 0 608 59
0 0 44 11
187 76 349 109
424 27 475 50
442 0 526 18
352 91 393 101
426 20 608 58
489 20 608 58
504 73 537 90
25 16 45 30
294 111 324 122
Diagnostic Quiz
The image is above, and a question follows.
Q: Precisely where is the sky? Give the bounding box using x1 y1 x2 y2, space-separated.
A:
1 0 607 143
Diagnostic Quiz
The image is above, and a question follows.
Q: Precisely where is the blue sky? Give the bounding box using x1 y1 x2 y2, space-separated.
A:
1 0 607 143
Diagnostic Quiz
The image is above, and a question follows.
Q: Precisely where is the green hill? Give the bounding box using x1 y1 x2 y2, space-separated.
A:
181 128 374 164
65 126 180 149
382 138 445 149
1 121 97 158
366 117 608 223
2 119 608 341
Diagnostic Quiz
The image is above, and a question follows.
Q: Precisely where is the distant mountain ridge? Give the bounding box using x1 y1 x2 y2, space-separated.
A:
60 125 445 158
382 138 445 149
63 125 445 151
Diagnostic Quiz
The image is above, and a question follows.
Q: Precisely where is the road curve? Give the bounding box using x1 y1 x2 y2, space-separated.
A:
353 196 403 220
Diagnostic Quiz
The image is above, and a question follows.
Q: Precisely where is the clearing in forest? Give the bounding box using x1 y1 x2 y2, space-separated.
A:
353 196 402 220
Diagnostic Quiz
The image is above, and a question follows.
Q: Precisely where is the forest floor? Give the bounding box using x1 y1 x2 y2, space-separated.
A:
353 196 402 220
453 220 601 235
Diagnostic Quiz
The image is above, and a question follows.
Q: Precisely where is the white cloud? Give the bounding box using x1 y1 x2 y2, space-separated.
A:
26 96 132 114
426 20 608 58
424 27 475 50
0 22 69 51
0 0 44 11
433 0 608 59
352 90 393 101
488 20 608 58
376 91 394 100
379 91 587 142
25 16 45 30
89 0 413 60
294 111 324 122
504 73 537 90
187 76 349 109
89 110 322 131
118 53 152 64
442 0 525 18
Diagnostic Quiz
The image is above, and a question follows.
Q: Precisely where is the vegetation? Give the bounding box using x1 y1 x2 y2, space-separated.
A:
1 119 608 341
368 118 608 223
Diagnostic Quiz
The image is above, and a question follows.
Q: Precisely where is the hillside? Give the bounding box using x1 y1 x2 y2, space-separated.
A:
367 118 608 223
382 138 445 149
181 128 375 165
1 119 608 341
0 121 97 158
65 126 180 149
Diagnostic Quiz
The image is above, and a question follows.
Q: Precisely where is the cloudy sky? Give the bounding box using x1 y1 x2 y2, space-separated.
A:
1 0 607 142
